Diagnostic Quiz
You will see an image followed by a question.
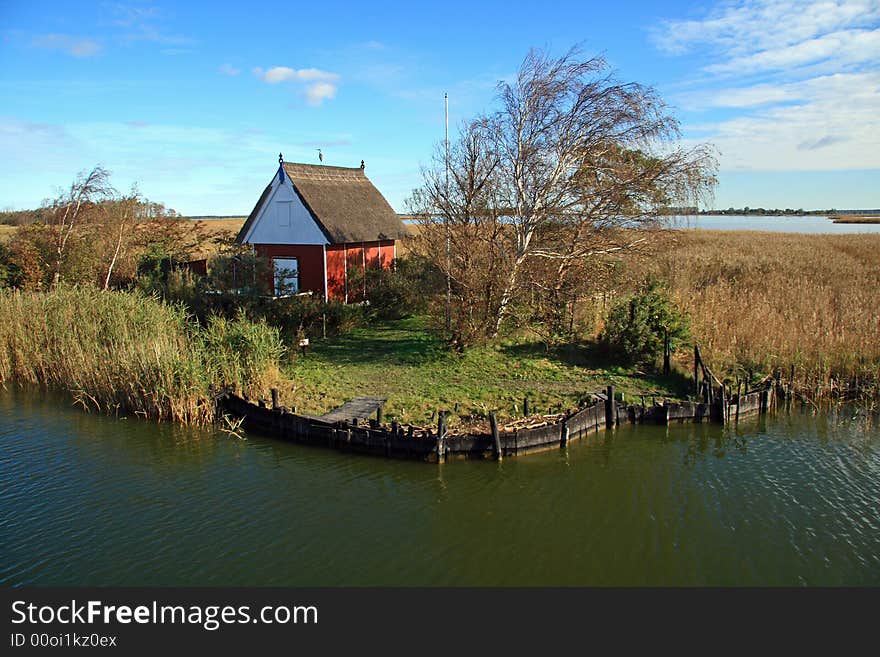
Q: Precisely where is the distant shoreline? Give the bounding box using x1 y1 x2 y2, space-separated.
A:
832 214 880 224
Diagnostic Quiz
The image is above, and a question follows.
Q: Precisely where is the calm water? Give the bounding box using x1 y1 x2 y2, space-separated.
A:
2 388 878 586
669 214 880 234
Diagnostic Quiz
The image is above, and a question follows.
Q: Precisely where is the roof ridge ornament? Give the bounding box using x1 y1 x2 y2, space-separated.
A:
278 152 284 183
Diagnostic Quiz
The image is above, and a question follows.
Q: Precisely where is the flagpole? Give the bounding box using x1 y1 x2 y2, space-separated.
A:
445 92 451 336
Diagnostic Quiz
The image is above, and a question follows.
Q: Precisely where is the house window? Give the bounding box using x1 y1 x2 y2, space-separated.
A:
277 200 292 227
273 257 299 296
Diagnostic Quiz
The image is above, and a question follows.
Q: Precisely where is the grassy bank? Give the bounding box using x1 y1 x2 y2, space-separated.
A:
0 287 283 424
280 317 689 427
650 230 880 397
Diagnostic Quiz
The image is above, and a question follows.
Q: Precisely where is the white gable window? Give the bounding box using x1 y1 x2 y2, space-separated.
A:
273 257 299 296
277 200 291 227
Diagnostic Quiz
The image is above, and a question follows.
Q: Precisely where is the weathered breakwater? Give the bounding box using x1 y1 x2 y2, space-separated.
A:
217 382 775 463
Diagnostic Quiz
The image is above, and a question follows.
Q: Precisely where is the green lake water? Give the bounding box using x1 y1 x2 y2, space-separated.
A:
1 388 878 586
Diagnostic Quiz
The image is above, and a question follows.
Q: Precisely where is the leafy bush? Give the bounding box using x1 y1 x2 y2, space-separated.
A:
261 294 364 344
601 279 690 367
363 255 442 320
0 244 24 289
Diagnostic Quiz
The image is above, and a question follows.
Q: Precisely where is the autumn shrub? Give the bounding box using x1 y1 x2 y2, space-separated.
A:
601 279 690 367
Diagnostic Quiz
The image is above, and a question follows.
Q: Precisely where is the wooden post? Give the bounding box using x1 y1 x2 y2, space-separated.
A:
560 418 569 447
523 397 530 417
489 412 502 461
605 385 615 429
391 420 399 436
663 329 670 375
735 381 742 423
694 345 700 397
376 404 383 425
436 411 447 463
271 388 280 411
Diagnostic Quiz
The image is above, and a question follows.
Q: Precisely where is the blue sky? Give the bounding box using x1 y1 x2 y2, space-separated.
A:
1 0 878 214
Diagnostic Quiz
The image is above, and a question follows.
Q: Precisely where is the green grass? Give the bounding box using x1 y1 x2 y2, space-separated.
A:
280 317 691 428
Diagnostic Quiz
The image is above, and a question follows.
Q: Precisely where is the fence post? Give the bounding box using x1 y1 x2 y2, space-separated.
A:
605 385 615 429
663 329 670 375
271 388 280 411
436 411 447 463
489 412 502 461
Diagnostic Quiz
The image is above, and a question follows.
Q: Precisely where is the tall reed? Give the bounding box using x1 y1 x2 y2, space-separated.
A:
647 230 880 399
0 286 283 423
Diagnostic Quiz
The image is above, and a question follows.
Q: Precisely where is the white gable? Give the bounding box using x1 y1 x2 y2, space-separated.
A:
241 174 329 245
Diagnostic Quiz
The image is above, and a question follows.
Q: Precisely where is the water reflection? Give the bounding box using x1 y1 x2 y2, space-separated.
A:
1 387 879 586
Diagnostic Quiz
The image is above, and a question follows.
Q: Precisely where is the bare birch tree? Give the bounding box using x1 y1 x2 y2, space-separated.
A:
489 46 716 335
412 45 717 346
49 166 114 287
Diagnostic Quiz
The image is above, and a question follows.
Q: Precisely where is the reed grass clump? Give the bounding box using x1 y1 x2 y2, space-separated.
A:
0 286 283 423
648 230 880 400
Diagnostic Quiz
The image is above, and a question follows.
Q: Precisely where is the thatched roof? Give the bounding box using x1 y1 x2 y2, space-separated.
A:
236 162 407 244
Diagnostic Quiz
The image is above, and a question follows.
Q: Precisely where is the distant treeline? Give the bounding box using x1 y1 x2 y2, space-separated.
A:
695 208 880 216
0 208 52 226
1 203 180 226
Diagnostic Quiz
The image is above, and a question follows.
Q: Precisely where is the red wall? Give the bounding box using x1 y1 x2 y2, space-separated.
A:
325 240 395 302
254 244 326 298
253 241 395 302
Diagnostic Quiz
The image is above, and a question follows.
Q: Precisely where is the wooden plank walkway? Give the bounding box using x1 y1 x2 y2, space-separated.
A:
318 396 386 424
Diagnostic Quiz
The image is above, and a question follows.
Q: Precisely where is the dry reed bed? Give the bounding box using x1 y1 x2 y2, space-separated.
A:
0 287 283 423
650 230 880 396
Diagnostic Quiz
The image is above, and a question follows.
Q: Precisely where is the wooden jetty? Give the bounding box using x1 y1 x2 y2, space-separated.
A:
317 397 386 424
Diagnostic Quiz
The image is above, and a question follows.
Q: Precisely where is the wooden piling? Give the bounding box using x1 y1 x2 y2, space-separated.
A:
605 385 615 429
489 412 502 461
663 330 671 375
271 388 280 411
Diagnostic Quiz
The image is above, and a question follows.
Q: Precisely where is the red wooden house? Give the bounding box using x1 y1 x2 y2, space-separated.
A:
235 156 408 301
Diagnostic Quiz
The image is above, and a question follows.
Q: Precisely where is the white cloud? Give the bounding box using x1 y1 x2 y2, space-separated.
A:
655 1 880 172
32 34 101 57
108 3 193 47
251 66 341 106
305 82 337 106
219 63 241 76
680 72 879 109
652 0 880 64
252 66 339 84
704 28 880 75
681 72 880 170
